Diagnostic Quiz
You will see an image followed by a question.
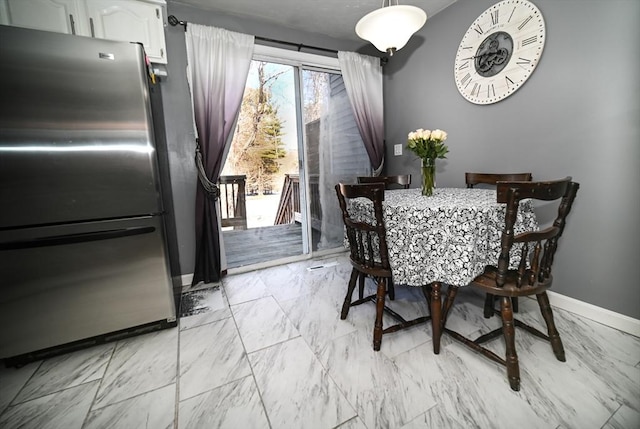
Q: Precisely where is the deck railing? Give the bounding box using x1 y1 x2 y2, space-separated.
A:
218 175 247 230
274 174 321 229
219 173 321 231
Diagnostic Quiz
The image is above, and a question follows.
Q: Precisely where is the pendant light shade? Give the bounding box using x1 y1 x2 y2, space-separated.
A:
356 4 427 56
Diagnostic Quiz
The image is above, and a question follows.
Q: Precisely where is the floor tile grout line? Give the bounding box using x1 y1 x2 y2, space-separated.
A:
175 311 183 429
598 402 624 429
223 283 274 429
292 325 363 428
3 359 44 410
269 287 367 429
79 344 117 427
270 273 371 428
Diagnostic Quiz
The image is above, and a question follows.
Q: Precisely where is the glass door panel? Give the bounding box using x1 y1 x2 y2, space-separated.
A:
221 60 307 269
301 69 370 252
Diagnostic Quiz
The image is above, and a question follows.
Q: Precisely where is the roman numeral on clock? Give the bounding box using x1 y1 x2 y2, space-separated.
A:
487 84 496 98
461 72 472 86
474 24 484 35
518 15 533 30
522 36 537 46
471 82 481 97
505 75 514 88
491 10 499 26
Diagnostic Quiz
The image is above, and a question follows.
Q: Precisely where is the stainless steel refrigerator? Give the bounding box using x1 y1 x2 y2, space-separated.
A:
0 25 176 362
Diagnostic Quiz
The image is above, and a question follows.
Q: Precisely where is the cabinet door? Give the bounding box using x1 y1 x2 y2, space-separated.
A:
0 0 89 35
85 0 166 63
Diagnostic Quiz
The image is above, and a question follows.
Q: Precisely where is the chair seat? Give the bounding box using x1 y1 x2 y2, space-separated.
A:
472 266 552 297
349 259 390 278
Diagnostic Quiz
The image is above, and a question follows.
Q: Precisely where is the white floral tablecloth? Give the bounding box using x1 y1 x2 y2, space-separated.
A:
348 188 538 287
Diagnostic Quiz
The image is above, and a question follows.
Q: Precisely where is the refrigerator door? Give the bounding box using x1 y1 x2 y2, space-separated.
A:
0 25 162 228
0 216 175 359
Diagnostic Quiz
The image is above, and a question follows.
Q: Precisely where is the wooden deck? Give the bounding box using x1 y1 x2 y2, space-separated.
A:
223 223 312 269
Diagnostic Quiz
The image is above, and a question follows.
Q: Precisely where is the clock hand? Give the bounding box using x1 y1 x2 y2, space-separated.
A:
462 48 509 62
461 53 490 60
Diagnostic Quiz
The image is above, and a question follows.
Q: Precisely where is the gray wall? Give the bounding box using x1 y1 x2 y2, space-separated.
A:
159 0 639 319
384 0 640 318
159 2 365 278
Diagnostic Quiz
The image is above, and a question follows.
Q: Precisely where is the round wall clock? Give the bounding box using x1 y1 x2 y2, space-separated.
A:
454 0 545 104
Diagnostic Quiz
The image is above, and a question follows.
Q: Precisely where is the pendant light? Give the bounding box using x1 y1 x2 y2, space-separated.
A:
355 1 427 56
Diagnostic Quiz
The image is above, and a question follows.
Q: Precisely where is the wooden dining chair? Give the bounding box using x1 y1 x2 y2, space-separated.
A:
356 175 411 300
357 174 411 189
465 172 533 317
465 172 532 188
437 177 579 391
335 182 432 351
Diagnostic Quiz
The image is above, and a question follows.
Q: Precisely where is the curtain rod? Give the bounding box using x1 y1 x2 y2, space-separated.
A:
167 15 338 55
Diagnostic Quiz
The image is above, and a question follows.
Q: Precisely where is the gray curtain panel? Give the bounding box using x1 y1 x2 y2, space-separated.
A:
338 51 385 175
185 24 254 285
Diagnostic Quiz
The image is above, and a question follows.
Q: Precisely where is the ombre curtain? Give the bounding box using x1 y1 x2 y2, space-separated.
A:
337 51 384 175
185 24 254 285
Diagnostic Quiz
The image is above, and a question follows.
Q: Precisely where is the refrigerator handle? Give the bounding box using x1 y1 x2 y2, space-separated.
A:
0 226 156 251
69 14 76 35
90 18 95 38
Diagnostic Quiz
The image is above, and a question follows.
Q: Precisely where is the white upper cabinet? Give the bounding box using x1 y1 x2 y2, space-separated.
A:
0 0 167 63
85 0 165 63
0 0 90 35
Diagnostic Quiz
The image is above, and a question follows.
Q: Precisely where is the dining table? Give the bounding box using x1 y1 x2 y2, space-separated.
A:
347 187 539 353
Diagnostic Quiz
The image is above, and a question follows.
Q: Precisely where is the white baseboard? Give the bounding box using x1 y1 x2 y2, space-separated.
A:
181 274 193 287
546 291 640 338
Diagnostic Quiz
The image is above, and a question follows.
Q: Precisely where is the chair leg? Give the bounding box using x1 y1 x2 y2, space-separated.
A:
358 272 366 300
388 279 395 301
373 277 386 351
429 282 443 354
442 285 459 326
421 284 432 308
485 294 519 318
500 296 520 391
537 292 566 362
341 269 359 320
483 293 495 318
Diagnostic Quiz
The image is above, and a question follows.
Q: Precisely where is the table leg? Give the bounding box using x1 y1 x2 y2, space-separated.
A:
430 282 442 354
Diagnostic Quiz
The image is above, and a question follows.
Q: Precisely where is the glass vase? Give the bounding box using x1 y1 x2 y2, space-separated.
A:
421 158 436 196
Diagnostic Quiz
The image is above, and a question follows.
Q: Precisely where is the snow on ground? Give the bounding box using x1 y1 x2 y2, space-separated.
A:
245 193 281 228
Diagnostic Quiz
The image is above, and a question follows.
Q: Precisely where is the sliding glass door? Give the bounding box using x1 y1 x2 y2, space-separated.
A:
221 50 370 269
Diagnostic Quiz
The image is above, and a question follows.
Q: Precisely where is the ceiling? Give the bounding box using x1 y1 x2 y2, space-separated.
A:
170 0 459 42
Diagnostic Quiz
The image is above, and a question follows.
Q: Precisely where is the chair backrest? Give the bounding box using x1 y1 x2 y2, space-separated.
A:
494 177 579 289
357 174 411 189
335 183 391 276
466 172 532 188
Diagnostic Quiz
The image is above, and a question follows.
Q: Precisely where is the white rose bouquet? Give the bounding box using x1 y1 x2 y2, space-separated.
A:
406 128 449 160
406 128 449 196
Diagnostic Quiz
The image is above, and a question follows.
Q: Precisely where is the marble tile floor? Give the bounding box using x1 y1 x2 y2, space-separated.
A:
1 253 639 429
